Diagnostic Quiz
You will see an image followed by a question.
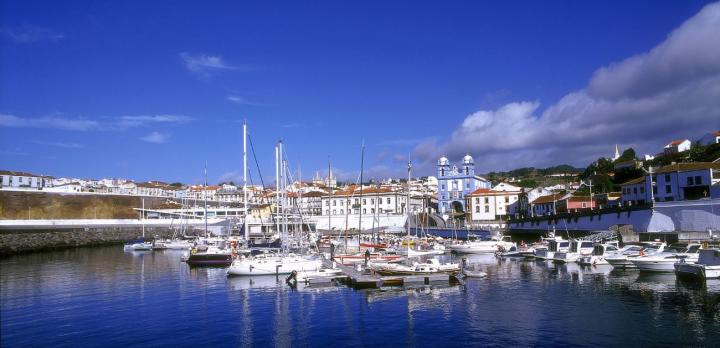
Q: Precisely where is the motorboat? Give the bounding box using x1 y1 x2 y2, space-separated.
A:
630 243 702 272
226 253 323 276
534 238 569 260
552 240 595 263
497 244 535 258
605 242 665 269
448 234 516 254
123 238 153 252
369 258 459 276
577 242 620 266
674 248 720 280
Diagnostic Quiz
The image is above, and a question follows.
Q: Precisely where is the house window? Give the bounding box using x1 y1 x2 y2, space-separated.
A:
387 198 391 204
332 209 336 215
326 210 330 215
666 185 672 193
695 176 702 185
333 201 336 206
363 199 366 205
653 187 658 195
340 209 344 214
475 206 480 213
484 198 489 204
664 174 671 182
441 184 445 190
355 199 359 204
371 208 375 214
633 187 637 194
371 199 374 205
475 198 479 204
640 187 645 194
363 208 366 214
505 197 509 203
582 202 587 208
466 183 470 189
485 206 489 213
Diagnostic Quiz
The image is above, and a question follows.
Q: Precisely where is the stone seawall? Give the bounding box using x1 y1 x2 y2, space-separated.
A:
0 227 178 256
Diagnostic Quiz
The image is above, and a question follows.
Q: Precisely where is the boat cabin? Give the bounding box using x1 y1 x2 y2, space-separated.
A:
697 249 720 266
548 240 570 252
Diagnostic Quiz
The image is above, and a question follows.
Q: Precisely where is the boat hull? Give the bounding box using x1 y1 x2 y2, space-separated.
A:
186 254 233 266
227 258 322 276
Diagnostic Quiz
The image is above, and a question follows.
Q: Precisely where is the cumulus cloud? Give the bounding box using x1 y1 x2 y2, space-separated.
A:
0 114 99 131
36 141 84 149
0 26 64 43
140 131 170 144
415 2 720 172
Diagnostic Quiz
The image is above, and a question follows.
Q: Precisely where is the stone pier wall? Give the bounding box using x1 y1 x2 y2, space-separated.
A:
0 227 179 256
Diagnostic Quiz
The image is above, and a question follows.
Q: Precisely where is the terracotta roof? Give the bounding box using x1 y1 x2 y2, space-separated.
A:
620 177 646 186
653 162 720 174
531 193 564 204
667 139 689 146
0 170 44 177
466 188 520 196
714 131 720 136
301 191 327 198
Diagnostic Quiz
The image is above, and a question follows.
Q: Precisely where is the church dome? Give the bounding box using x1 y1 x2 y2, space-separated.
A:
463 154 474 164
438 156 449 165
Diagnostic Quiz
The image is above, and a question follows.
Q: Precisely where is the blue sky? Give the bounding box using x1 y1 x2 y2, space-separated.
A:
1 0 719 185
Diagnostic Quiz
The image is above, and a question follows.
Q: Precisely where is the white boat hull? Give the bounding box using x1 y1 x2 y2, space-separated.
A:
227 257 322 276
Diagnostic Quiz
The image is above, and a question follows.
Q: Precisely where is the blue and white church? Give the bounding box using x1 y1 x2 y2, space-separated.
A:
437 154 491 217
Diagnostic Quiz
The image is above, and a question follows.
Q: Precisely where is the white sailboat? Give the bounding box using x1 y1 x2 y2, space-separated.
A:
124 198 153 251
228 134 321 276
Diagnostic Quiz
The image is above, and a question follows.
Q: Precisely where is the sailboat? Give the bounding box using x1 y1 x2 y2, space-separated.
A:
227 133 323 276
185 163 233 266
124 198 153 251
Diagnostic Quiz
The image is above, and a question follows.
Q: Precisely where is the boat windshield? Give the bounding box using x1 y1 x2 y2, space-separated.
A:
665 244 688 253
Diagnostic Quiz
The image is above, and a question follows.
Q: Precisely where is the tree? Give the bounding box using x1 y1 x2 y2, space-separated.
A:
616 148 637 162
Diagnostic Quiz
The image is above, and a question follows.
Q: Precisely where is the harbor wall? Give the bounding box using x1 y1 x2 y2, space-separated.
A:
0 226 177 256
508 198 720 240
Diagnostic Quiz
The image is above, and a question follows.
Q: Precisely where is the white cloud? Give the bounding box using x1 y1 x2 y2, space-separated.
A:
36 141 84 149
0 26 64 43
140 131 170 144
414 2 720 173
116 114 192 128
0 114 99 131
180 52 252 77
226 95 264 106
0 113 192 131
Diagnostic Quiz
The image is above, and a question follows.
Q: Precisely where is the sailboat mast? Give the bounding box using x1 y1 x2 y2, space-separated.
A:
243 120 249 242
141 197 145 239
407 159 411 241
327 157 331 240
358 142 364 252
204 162 208 239
275 143 280 245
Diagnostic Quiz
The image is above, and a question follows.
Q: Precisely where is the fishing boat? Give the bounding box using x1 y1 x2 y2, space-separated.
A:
227 253 323 276
674 248 720 280
552 240 595 263
577 242 620 266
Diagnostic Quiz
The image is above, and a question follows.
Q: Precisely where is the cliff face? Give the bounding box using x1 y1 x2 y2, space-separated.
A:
0 191 169 220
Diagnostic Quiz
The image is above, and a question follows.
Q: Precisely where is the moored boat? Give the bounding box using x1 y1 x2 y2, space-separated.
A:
674 248 720 280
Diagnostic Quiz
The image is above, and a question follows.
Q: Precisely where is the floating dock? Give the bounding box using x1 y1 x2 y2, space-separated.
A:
334 264 457 289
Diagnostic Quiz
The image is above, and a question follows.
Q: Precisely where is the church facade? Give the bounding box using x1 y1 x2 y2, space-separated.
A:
437 155 491 216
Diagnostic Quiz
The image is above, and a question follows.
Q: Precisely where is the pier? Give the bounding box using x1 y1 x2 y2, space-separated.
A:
332 263 458 289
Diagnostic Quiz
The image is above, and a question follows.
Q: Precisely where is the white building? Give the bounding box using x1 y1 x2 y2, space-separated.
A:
664 139 692 154
0 170 52 190
321 187 421 216
465 183 522 223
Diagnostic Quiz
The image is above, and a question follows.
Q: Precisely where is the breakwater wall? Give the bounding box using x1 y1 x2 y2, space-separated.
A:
0 227 178 256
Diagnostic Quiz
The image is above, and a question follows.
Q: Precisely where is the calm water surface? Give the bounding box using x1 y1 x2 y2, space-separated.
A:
2 246 720 347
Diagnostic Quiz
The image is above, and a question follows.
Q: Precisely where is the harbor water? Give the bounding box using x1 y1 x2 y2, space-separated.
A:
2 246 720 347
